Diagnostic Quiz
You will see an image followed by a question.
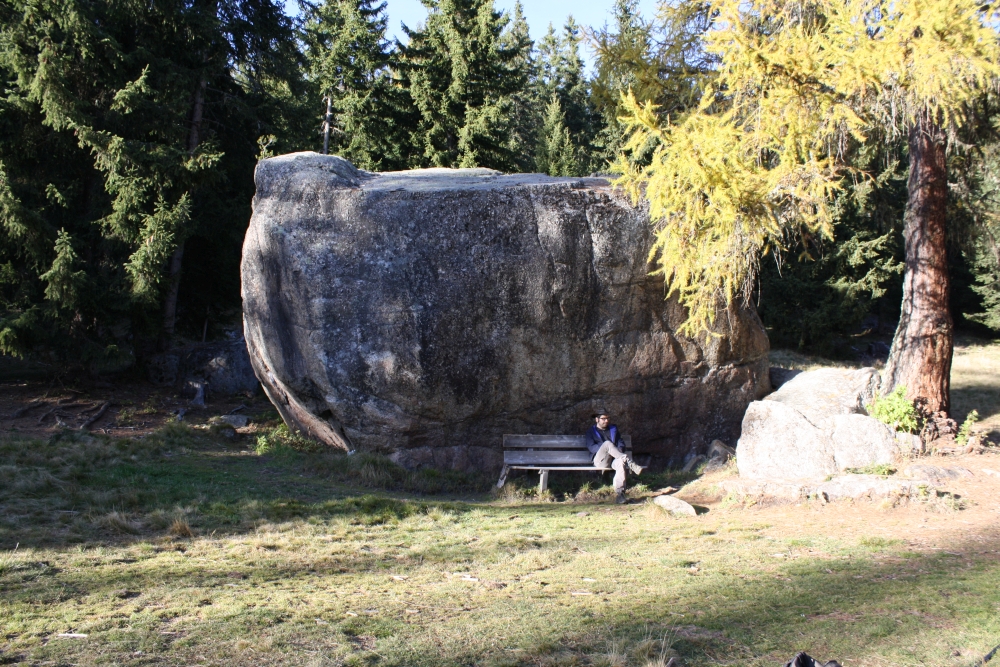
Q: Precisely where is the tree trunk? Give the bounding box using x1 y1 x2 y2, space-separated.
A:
160 75 207 348
883 117 953 414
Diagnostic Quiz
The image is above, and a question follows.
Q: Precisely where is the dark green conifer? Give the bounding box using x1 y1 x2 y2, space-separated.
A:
397 0 531 171
303 0 410 170
0 0 307 363
533 17 598 175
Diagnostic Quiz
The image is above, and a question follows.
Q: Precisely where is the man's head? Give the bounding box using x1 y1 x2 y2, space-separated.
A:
594 413 610 429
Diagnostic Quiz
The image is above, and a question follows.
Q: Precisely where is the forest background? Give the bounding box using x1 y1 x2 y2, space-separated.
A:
1 0 998 375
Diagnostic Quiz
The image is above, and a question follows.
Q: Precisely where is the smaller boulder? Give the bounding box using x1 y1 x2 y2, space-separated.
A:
708 440 736 462
653 494 697 516
737 367 903 481
221 414 250 429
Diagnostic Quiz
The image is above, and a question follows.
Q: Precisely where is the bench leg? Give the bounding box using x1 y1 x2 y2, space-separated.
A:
538 469 549 494
496 465 510 489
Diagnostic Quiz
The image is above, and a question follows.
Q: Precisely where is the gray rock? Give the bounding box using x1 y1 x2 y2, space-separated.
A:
765 367 881 424
900 464 973 483
653 494 697 516
221 414 249 429
682 454 707 473
242 153 770 470
720 475 934 501
150 339 260 399
737 401 840 480
701 456 731 474
737 367 900 481
895 431 924 456
708 439 736 461
829 414 900 470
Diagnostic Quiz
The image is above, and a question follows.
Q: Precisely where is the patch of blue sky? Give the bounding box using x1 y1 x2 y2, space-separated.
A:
383 0 661 71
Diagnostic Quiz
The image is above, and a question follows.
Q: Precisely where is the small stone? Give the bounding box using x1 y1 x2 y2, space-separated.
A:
221 414 249 428
653 494 697 516
702 457 730 474
575 511 589 517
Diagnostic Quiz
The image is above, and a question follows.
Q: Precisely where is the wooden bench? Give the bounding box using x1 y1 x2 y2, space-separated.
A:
496 434 633 493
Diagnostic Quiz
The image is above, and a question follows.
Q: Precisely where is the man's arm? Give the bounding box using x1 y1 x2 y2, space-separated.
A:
585 426 602 455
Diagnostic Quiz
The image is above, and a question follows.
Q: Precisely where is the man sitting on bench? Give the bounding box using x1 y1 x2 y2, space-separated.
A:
586 410 642 504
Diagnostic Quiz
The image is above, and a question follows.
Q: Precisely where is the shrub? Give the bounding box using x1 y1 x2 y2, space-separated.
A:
956 410 979 446
866 385 919 433
845 463 896 476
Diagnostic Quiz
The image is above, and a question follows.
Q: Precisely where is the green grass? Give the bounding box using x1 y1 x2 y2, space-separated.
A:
1 427 999 667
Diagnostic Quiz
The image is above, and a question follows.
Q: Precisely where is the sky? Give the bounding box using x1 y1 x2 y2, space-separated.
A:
382 0 660 71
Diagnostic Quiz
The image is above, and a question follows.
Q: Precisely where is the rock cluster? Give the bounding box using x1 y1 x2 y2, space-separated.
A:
241 152 771 469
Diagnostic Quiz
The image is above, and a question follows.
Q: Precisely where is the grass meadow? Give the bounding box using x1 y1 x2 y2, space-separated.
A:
2 341 1000 667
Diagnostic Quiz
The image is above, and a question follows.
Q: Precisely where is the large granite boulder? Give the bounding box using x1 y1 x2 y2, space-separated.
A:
737 368 911 481
241 152 770 469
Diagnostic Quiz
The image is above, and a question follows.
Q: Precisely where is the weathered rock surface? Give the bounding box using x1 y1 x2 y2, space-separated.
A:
737 368 903 481
242 152 770 469
720 475 935 501
900 464 973 483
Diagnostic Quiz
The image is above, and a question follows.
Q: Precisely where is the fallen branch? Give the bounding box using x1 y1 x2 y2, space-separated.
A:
9 400 44 419
79 402 110 430
36 407 57 424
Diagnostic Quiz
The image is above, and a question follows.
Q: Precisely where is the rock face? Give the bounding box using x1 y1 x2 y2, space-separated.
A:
737 368 907 481
241 152 770 469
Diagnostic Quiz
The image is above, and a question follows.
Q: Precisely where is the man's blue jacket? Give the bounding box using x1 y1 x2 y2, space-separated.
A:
585 424 621 456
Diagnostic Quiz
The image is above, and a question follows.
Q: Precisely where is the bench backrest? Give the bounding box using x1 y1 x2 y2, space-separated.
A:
502 434 632 467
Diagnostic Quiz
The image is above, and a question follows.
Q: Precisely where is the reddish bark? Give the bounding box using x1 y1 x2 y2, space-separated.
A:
883 117 953 414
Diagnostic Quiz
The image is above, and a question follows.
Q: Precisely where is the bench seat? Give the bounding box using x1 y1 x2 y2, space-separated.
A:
497 434 633 492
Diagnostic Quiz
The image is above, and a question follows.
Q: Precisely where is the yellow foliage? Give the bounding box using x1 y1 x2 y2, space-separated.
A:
617 0 1000 334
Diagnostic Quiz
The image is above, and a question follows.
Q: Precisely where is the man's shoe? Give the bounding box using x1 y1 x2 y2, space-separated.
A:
626 458 643 476
615 491 627 504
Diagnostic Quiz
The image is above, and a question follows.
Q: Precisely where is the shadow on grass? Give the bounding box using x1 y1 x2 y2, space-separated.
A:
0 427 484 549
0 426 709 551
4 507 998 667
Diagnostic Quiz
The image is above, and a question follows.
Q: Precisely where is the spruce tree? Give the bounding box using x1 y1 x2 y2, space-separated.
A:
0 0 307 363
397 0 531 171
533 18 598 175
535 95 580 177
303 0 410 170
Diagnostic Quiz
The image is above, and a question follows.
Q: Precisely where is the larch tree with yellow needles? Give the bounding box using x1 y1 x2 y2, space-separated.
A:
616 0 1000 415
